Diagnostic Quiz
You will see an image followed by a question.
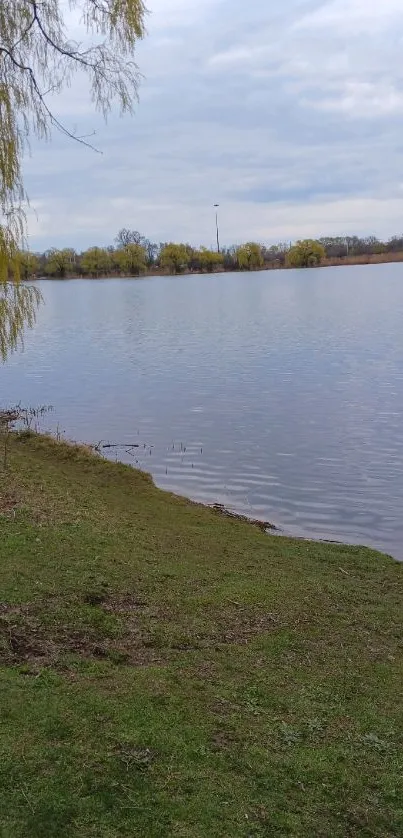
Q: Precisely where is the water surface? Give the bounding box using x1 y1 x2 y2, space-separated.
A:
2 264 403 559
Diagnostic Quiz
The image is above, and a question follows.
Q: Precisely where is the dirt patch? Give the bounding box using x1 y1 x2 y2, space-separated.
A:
211 729 239 751
0 493 18 515
0 602 160 669
0 619 162 669
102 595 150 613
210 698 240 718
113 744 156 772
0 597 281 671
208 609 279 646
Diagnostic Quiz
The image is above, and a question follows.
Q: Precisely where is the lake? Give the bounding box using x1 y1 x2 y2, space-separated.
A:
2 264 403 559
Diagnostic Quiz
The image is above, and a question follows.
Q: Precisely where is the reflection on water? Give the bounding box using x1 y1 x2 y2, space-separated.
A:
2 263 403 559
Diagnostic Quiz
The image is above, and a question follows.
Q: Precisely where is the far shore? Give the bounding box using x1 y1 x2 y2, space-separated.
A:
33 249 403 281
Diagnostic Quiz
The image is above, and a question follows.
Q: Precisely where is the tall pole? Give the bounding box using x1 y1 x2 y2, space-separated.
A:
214 204 220 253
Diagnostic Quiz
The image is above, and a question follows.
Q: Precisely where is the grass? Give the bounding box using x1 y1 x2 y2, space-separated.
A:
0 432 402 837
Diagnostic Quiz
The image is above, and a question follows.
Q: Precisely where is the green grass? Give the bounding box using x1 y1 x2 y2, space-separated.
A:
0 432 402 837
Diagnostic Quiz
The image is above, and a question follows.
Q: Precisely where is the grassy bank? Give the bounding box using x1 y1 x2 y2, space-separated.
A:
0 433 402 837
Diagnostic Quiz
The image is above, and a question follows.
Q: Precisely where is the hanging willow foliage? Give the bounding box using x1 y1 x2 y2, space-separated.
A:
0 283 41 361
0 212 40 361
0 0 147 356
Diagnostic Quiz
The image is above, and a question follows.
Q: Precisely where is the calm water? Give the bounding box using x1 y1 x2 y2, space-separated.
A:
2 264 403 559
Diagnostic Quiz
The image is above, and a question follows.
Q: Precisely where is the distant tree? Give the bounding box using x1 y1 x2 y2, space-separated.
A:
45 248 76 278
236 243 264 271
386 235 403 253
18 251 39 280
222 246 237 272
318 237 347 258
365 236 385 255
160 243 190 274
115 230 159 267
196 248 223 273
286 240 326 268
80 247 112 277
116 243 147 275
262 243 289 268
115 229 142 248
144 240 159 266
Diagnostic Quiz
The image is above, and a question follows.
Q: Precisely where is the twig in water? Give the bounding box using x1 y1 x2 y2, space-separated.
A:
101 443 140 450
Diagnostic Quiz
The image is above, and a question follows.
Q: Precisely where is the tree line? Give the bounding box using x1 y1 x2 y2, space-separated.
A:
17 230 403 279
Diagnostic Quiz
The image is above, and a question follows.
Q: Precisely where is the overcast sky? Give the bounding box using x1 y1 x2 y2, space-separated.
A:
24 0 403 252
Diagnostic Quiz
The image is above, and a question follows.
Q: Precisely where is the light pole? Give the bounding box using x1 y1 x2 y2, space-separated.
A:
214 204 220 253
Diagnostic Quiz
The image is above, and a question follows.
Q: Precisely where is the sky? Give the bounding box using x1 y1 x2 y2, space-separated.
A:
24 0 403 252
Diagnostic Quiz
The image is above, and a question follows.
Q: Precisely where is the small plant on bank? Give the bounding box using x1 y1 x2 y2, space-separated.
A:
0 404 53 470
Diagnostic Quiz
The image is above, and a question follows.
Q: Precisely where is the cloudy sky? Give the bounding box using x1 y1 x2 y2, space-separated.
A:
24 0 403 251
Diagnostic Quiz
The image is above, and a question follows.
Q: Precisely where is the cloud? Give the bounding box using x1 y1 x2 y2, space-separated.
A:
23 0 403 251
295 0 403 34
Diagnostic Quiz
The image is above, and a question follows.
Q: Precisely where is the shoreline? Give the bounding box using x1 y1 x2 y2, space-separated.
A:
32 250 403 281
97 443 397 561
12 429 397 559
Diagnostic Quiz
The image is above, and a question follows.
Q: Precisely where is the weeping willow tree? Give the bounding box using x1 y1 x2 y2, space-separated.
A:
0 0 146 358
